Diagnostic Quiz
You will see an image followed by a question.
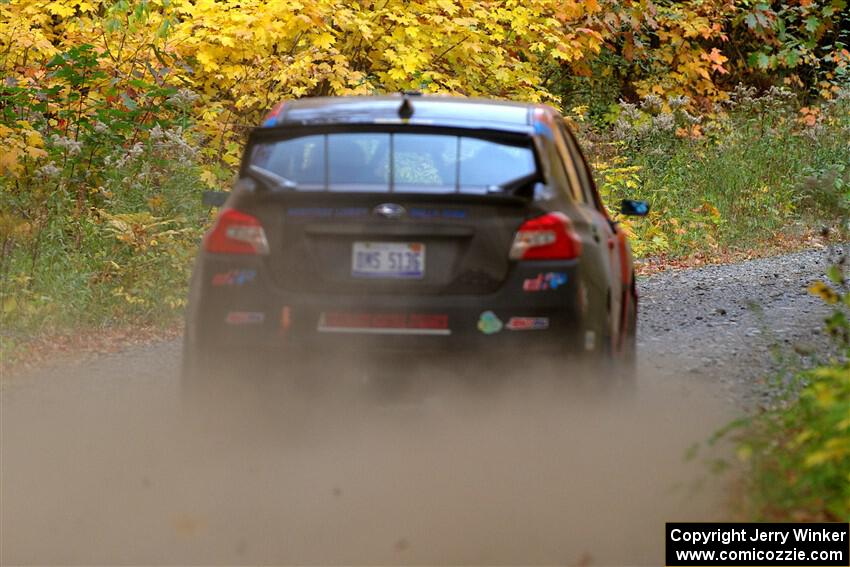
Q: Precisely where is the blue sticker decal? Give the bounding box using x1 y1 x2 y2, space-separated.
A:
410 208 468 219
523 272 568 292
212 269 257 287
546 272 568 289
410 208 440 219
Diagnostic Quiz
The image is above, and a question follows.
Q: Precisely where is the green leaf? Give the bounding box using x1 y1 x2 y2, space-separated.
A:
46 53 66 68
784 49 800 67
776 17 786 39
804 16 821 33
827 265 845 285
105 18 121 33
157 18 171 38
120 92 138 110
749 51 771 69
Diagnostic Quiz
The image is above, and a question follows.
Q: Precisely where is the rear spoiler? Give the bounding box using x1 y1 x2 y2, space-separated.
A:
201 191 229 207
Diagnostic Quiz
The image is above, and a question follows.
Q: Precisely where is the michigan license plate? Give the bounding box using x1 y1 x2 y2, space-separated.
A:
352 242 425 279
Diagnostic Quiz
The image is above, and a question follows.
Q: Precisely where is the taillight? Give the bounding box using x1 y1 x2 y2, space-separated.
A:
510 212 581 260
204 209 269 255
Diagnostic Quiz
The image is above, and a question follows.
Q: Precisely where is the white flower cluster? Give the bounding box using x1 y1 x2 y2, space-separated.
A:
764 85 795 101
108 142 145 168
725 83 797 112
50 134 82 155
640 94 663 113
679 110 702 125
618 101 642 121
166 88 200 108
103 125 199 180
727 84 758 106
37 162 61 177
652 112 675 131
148 124 198 164
667 95 690 110
613 95 703 140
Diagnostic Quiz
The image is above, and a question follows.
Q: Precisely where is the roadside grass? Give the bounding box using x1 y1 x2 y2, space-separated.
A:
737 362 850 521
714 256 850 521
0 46 213 365
0 130 210 365
580 87 850 259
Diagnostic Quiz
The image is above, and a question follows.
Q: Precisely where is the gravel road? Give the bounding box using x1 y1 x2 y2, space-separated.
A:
1 245 845 565
638 244 846 406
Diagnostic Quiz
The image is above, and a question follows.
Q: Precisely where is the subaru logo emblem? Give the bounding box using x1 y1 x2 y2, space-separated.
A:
373 203 406 219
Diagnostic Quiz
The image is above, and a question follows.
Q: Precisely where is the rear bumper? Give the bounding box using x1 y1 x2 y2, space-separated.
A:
186 257 598 356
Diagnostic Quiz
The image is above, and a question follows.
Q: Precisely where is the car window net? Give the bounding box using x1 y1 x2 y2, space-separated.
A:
250 132 536 194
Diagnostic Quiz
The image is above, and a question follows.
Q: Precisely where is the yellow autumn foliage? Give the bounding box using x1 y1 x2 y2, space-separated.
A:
0 0 626 167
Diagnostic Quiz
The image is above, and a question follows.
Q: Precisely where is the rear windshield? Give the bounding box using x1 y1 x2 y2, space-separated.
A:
249 132 537 194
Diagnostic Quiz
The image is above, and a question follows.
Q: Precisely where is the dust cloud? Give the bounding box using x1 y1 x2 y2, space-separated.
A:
2 350 735 565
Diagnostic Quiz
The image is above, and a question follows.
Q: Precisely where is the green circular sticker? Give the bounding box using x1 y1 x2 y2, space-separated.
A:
477 311 503 335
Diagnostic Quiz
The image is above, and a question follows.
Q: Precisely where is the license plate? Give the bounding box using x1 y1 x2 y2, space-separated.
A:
352 242 425 279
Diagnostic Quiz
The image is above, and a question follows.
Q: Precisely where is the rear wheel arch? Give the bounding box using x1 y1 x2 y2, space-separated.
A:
619 274 638 341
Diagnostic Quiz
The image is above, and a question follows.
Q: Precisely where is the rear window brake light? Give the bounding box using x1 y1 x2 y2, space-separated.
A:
510 212 581 260
204 209 269 255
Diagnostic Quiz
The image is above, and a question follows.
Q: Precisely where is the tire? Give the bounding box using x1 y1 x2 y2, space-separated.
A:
610 282 638 395
580 287 636 398
621 294 637 370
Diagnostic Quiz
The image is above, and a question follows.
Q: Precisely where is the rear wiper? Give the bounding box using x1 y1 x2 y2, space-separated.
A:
246 165 297 191
491 172 540 196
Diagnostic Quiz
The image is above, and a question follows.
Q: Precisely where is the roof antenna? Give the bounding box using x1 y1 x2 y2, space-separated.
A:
398 95 414 119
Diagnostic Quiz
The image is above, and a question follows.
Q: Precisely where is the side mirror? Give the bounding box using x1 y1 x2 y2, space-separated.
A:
620 199 650 217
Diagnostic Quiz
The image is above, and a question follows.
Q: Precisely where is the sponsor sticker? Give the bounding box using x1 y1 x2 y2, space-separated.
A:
477 311 503 335
318 312 450 335
584 330 596 350
409 207 468 219
225 311 265 325
286 207 369 218
506 317 549 331
522 272 567 292
212 269 257 287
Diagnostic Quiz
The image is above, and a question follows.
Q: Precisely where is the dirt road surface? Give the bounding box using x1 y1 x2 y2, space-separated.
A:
1 246 843 565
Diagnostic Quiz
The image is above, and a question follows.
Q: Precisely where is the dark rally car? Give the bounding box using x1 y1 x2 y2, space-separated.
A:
182 94 648 387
